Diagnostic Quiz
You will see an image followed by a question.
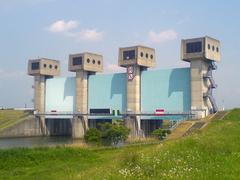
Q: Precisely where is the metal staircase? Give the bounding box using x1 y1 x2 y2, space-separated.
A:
203 61 218 113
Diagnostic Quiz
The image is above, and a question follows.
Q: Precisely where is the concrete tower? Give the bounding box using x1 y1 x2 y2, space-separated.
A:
69 52 103 138
28 58 60 134
118 45 156 138
181 36 221 118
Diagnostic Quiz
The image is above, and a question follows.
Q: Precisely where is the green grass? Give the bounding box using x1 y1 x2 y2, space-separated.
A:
0 109 240 179
0 110 30 131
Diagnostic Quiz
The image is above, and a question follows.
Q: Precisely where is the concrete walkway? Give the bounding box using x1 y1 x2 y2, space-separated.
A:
167 111 229 140
167 121 195 140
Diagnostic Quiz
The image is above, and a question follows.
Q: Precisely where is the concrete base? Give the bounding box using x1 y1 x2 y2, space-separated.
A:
39 116 48 135
71 116 87 139
0 116 42 138
125 116 144 138
0 117 73 138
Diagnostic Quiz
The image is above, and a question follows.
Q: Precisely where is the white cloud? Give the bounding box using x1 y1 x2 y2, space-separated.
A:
78 29 103 41
47 20 79 33
105 63 125 73
148 29 177 43
46 20 104 42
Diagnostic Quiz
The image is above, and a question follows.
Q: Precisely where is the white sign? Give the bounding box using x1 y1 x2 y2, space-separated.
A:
128 73 134 81
127 66 134 74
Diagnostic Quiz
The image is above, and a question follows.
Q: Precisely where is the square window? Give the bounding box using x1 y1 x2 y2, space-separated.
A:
31 62 40 70
186 42 202 53
123 50 135 60
72 57 82 66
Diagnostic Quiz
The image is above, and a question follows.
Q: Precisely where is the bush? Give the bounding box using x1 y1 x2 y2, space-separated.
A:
85 123 130 146
99 123 130 145
84 128 101 144
152 128 171 140
107 125 130 145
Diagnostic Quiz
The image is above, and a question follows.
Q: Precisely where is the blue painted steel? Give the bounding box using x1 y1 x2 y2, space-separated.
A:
88 73 127 112
45 68 191 120
45 77 76 118
141 68 191 112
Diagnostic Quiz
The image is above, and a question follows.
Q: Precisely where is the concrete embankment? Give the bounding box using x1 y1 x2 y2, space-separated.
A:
0 116 72 138
0 116 42 138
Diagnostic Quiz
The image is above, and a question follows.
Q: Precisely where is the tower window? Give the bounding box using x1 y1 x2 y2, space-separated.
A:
140 52 144 57
150 54 153 59
98 60 101 65
55 65 58 69
87 58 90 63
212 45 215 51
49 65 52 69
72 57 82 66
146 53 149 58
123 50 135 60
186 41 202 53
31 62 40 70
216 47 219 52
208 44 211 50
92 59 95 64
43 64 47 68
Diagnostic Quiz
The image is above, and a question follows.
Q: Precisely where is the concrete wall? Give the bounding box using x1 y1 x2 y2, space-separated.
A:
190 60 211 117
34 76 45 113
0 116 42 138
0 117 72 138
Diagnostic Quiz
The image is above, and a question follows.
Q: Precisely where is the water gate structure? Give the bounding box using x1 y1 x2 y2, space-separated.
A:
28 36 221 138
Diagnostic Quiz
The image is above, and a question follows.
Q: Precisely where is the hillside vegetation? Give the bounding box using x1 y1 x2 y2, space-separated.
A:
0 109 240 179
0 110 30 131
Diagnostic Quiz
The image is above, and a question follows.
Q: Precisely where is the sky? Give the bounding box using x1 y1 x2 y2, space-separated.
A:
0 0 240 109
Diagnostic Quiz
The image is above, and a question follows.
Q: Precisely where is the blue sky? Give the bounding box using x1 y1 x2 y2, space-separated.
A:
0 0 239 109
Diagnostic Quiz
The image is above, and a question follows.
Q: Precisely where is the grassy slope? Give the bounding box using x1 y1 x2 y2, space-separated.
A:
0 109 240 179
0 110 30 131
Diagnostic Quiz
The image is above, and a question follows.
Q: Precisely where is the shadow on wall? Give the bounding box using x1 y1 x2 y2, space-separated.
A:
110 73 127 112
45 118 72 136
168 68 191 112
64 77 76 111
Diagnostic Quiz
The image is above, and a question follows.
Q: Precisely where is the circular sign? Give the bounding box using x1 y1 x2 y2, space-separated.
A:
127 66 134 74
128 73 134 81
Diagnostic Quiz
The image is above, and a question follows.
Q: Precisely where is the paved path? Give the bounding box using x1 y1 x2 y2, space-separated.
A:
167 111 229 140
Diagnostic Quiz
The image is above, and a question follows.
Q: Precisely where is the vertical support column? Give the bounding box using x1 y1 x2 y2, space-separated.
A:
125 66 142 138
72 70 88 138
190 60 210 118
34 75 47 135
181 36 220 118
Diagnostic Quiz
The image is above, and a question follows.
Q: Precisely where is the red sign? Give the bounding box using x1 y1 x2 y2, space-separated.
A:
127 66 134 74
155 109 165 116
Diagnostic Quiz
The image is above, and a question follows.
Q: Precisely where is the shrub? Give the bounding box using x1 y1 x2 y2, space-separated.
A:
85 123 130 146
152 128 171 140
107 125 130 145
99 123 130 145
84 128 101 143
